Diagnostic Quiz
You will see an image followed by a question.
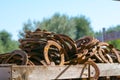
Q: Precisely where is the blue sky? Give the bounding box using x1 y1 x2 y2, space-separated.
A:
0 0 120 40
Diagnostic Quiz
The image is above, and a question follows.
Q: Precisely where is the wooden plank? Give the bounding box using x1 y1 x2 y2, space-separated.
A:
12 65 94 80
11 63 120 80
98 63 120 77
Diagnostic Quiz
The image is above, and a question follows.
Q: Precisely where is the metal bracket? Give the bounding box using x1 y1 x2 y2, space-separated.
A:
0 64 12 80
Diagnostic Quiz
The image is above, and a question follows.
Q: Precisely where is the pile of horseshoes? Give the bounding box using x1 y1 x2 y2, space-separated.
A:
0 28 120 79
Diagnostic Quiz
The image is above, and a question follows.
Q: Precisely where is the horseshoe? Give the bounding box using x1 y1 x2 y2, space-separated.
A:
2 50 28 65
80 59 100 80
44 40 65 65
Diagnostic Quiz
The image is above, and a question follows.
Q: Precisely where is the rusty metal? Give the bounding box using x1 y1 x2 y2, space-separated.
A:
58 34 77 58
44 40 65 65
2 50 28 65
80 59 100 80
0 28 120 79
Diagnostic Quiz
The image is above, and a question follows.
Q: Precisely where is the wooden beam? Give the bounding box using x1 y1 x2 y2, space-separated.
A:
1 63 120 80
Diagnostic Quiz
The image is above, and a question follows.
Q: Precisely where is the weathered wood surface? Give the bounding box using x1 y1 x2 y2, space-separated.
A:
1 63 120 80
98 63 120 77
11 63 120 80
12 65 90 80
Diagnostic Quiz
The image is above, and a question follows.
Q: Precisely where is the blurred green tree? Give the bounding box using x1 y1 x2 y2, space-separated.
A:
70 15 94 40
0 30 18 53
38 13 76 39
19 19 36 38
0 40 4 53
19 13 94 40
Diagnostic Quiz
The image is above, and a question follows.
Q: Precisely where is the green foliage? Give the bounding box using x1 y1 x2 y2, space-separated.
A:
94 31 102 37
39 13 76 39
0 30 18 53
19 13 94 40
107 25 120 33
108 39 120 49
71 15 94 40
19 19 36 38
0 40 4 53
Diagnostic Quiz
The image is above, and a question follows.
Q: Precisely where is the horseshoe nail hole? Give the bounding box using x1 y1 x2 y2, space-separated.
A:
13 69 16 72
91 72 94 74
